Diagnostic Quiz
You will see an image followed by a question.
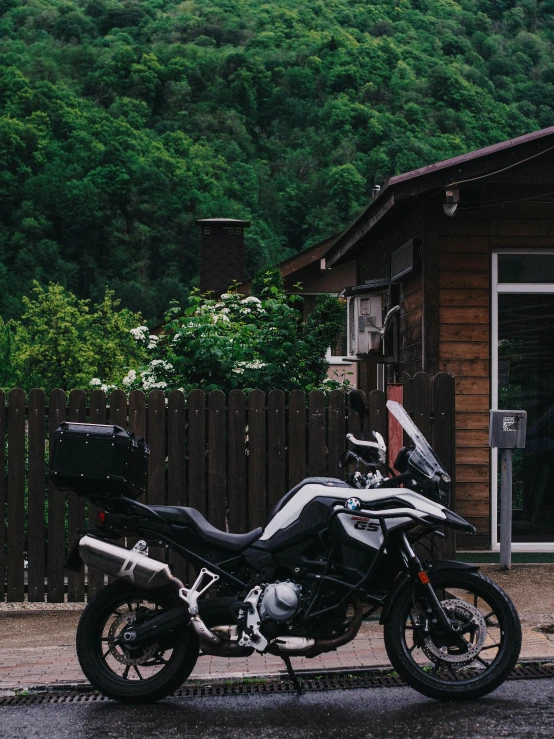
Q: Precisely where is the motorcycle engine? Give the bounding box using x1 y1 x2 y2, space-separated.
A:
259 581 302 622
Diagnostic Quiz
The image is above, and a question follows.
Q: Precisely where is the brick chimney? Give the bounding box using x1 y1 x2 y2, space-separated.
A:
196 218 250 295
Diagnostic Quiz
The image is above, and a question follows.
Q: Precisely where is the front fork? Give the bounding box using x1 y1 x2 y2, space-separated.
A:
400 533 455 634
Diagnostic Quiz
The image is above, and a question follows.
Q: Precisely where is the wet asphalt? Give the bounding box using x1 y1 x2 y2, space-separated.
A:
2 679 554 738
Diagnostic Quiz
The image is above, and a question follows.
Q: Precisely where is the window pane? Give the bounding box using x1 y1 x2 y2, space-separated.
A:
499 254 554 283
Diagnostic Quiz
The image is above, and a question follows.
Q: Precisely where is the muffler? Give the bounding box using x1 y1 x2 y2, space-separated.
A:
79 535 222 645
79 535 173 589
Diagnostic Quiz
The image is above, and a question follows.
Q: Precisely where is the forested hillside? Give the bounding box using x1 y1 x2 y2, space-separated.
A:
1 0 553 322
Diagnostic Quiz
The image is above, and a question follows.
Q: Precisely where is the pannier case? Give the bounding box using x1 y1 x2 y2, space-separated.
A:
49 422 149 499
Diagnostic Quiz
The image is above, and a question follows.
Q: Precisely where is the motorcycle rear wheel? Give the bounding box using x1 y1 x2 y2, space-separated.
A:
76 580 199 703
384 569 521 701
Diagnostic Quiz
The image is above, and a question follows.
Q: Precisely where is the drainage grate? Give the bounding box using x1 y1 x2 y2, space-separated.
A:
2 662 554 706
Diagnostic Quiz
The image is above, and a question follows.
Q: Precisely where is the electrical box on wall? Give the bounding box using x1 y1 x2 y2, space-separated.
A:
347 293 384 356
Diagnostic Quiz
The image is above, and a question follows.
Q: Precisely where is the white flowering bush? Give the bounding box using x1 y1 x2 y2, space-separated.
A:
101 269 349 394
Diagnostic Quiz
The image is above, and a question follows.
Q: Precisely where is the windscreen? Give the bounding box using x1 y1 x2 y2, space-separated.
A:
386 400 451 482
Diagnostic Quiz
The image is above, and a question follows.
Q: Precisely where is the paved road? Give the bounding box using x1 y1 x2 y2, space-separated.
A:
2 679 554 738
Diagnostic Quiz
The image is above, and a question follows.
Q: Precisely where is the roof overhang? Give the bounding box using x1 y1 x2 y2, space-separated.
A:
325 126 554 268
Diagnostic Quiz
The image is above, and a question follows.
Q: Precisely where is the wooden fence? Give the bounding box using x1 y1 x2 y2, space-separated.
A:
0 372 455 601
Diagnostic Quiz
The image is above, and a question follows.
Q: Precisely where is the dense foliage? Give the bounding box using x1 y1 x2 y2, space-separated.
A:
2 283 146 391
109 269 347 394
1 0 554 323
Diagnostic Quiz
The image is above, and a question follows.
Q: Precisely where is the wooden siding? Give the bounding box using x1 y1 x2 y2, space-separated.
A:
436 189 554 547
436 222 491 544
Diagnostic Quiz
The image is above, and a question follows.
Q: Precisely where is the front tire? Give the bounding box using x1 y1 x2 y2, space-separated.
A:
384 570 521 701
76 581 199 703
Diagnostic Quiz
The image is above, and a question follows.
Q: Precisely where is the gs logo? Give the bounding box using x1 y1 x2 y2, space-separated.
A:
351 517 380 532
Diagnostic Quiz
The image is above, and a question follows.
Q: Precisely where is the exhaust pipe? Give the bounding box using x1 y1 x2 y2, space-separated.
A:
79 535 173 589
78 536 222 645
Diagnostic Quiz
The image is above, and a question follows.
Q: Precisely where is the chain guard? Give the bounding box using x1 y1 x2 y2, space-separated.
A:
421 598 487 666
107 611 159 666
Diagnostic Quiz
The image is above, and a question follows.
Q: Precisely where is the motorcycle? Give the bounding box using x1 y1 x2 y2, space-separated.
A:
56 392 521 703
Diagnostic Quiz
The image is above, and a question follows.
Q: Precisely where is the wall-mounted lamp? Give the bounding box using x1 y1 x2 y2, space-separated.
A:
443 185 459 217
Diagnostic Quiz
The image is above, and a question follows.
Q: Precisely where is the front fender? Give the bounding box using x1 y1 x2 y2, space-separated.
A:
379 560 480 624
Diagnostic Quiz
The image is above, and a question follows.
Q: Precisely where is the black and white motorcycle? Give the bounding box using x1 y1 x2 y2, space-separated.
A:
61 393 521 703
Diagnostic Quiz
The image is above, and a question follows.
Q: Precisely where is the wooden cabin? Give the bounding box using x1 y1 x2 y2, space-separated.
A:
323 126 554 552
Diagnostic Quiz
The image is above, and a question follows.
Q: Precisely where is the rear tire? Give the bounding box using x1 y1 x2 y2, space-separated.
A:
77 581 199 703
384 570 521 701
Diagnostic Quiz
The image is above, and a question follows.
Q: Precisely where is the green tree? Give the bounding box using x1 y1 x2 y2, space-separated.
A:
9 282 146 392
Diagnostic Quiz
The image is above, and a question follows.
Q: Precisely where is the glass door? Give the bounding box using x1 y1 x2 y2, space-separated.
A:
493 252 554 548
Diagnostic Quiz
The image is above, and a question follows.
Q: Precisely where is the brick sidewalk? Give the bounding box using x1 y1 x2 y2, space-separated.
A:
3 565 554 691
1 621 554 691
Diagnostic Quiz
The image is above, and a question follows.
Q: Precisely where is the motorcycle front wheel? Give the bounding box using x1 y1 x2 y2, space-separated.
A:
76 580 199 703
384 569 521 701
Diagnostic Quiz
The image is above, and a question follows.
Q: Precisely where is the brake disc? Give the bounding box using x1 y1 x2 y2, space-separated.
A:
421 598 487 666
107 611 158 666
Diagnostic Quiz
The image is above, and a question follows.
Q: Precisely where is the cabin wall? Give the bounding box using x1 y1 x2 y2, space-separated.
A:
430 185 554 548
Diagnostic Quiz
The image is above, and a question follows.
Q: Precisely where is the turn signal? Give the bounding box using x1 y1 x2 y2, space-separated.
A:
417 571 430 585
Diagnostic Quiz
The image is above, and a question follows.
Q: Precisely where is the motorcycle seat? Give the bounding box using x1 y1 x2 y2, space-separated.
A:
149 505 262 552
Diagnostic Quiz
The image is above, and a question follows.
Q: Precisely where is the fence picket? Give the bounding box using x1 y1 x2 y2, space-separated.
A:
147 390 166 507
327 391 345 480
347 389 364 439
268 390 286 510
168 390 186 508
0 391 5 600
248 390 266 528
208 391 226 531
168 390 187 582
47 389 66 603
433 373 456 559
288 390 306 488
308 391 326 477
0 380 456 600
7 389 25 601
188 390 206 517
28 389 46 602
67 390 86 601
110 390 127 428
413 372 433 443
228 390 247 534
87 390 105 598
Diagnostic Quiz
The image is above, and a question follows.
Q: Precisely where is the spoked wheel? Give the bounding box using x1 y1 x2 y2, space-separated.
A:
77 581 199 703
384 570 521 701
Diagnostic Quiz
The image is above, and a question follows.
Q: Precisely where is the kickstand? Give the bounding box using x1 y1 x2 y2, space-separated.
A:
282 655 304 695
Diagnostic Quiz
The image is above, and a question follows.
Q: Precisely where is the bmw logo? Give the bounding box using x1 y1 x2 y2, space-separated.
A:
345 497 361 511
